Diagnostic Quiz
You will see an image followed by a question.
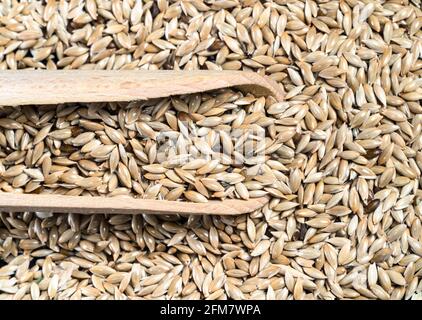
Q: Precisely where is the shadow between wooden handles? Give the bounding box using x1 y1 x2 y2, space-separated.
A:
0 70 282 215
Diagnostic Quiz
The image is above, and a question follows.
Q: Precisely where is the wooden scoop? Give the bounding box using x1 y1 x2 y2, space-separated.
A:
0 70 284 215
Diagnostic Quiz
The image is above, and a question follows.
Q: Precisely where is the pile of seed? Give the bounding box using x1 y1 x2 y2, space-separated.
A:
0 91 282 202
1 0 422 300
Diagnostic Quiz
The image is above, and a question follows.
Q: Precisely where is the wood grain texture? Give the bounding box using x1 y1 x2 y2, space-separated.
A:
0 70 284 105
0 193 269 215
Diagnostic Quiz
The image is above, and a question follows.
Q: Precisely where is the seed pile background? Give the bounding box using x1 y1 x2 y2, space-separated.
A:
1 0 422 300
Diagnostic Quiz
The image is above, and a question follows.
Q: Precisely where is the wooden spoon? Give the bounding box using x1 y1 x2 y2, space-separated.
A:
0 70 283 105
0 70 283 215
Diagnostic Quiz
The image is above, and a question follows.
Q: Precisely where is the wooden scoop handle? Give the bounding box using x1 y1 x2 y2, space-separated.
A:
0 70 284 105
0 70 281 215
0 193 269 215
